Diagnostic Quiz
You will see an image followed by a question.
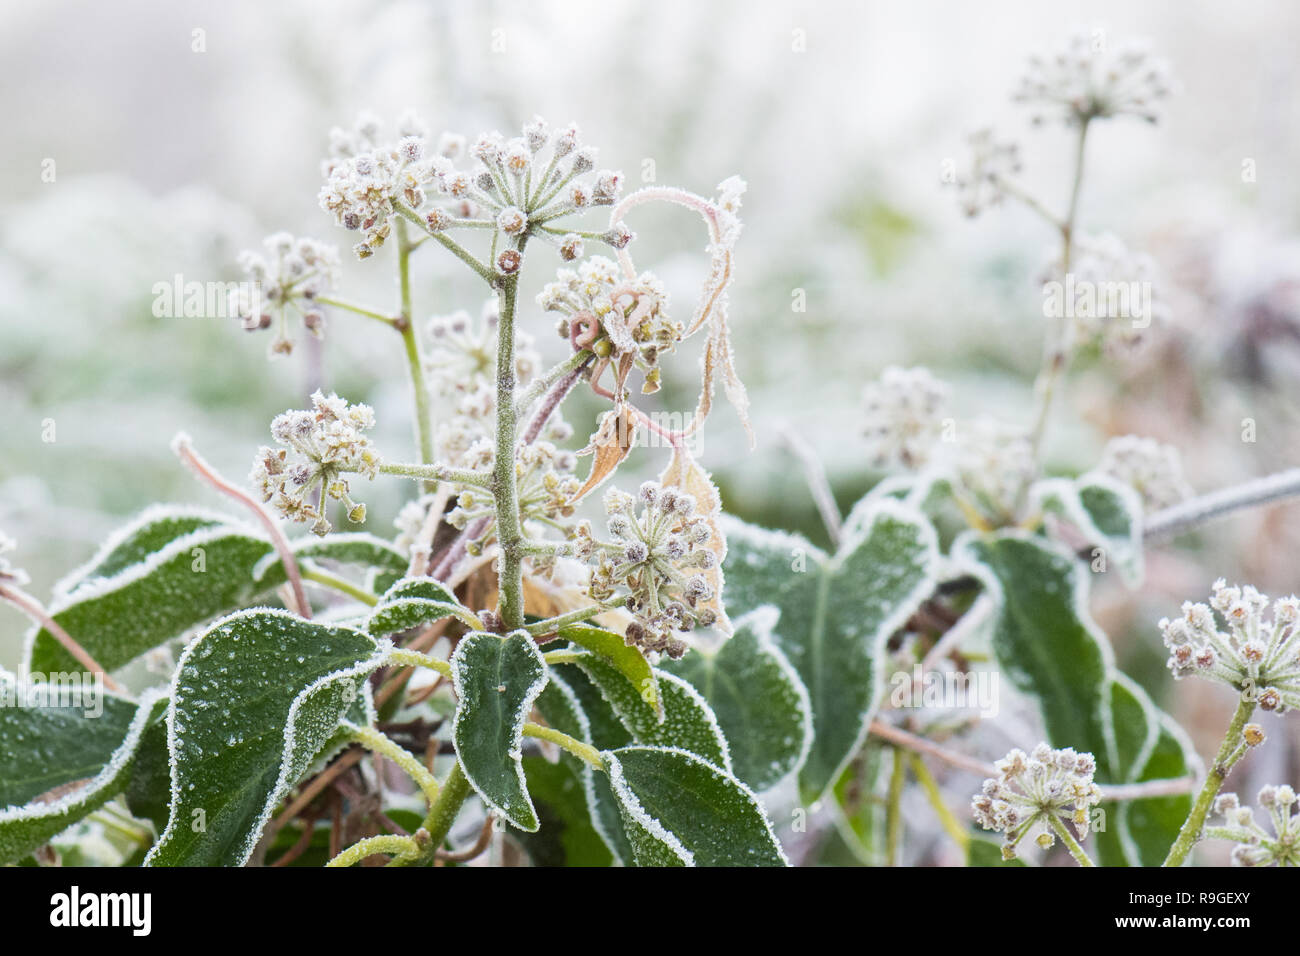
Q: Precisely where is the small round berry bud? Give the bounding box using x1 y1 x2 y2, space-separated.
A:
523 116 549 152
497 207 527 235
348 503 366 523
571 147 596 174
552 124 578 157
602 223 633 249
559 233 583 261
398 137 424 162
1244 724 1266 747
624 541 649 563
496 249 522 275
426 208 451 232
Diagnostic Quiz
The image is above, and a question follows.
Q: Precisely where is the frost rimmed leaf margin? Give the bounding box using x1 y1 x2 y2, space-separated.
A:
23 513 279 676
450 632 549 832
0 687 167 864
720 497 940 802
953 530 1199 866
1031 472 1144 586
145 608 391 867
661 606 813 791
602 745 788 866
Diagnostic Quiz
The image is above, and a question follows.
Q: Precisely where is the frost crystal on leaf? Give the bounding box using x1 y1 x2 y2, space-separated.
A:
251 391 380 536
1159 580 1300 712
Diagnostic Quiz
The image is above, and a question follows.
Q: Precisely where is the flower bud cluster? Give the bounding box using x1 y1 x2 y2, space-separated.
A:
971 744 1102 860
571 482 718 659
1211 787 1300 866
251 391 380 536
1097 434 1191 511
538 257 676 393
229 233 340 356
951 129 1023 218
1159 580 1300 712
1013 31 1173 126
861 365 951 470
447 440 580 546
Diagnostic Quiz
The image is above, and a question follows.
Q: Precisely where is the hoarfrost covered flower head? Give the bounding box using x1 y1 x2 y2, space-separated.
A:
1046 232 1168 356
251 391 380 536
321 111 628 266
950 128 1023 218
1159 580 1300 712
572 482 719 659
426 298 540 398
1209 787 1300 866
1013 30 1173 126
953 417 1035 523
861 365 950 470
971 744 1102 860
447 441 580 547
1097 435 1192 511
538 256 677 394
0 532 29 587
229 233 340 356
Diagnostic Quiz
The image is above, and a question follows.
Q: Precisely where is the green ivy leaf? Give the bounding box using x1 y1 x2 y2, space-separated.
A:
1033 474 1143 586
556 623 660 717
146 609 388 866
26 524 279 677
0 691 167 864
255 533 409 593
57 505 228 592
450 631 548 832
515 756 614 867
538 665 634 864
956 531 1196 866
366 576 467 637
662 608 812 791
573 654 730 770
829 741 890 865
602 746 787 866
721 499 940 802
0 673 140 808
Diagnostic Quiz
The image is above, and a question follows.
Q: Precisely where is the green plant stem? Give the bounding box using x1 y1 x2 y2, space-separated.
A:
418 761 473 861
493 271 526 630
1048 815 1096 867
906 755 969 853
387 648 455 678
395 203 494 283
522 723 604 770
1163 695 1256 867
523 605 608 636
349 724 440 806
1028 117 1091 463
513 348 593 421
377 461 491 486
312 294 401 329
326 833 421 868
395 221 436 487
542 650 585 666
886 747 906 866
300 562 379 607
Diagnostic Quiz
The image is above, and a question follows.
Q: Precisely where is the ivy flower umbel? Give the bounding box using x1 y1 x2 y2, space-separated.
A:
950 128 1023 218
1159 580 1300 713
1208 788 1300 866
1098 434 1192 511
447 441 580 551
229 233 340 356
860 365 951 470
972 745 1103 861
538 256 677 394
426 299 540 400
320 111 629 270
1013 31 1172 126
251 391 380 536
572 482 718 660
